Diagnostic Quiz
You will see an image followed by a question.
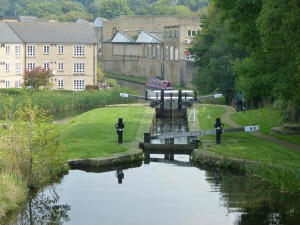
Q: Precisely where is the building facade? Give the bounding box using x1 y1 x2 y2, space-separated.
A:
94 16 200 87
0 21 97 90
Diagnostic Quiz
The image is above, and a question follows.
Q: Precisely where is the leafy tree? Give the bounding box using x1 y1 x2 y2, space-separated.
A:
23 67 54 91
213 0 300 120
97 0 132 19
190 6 245 104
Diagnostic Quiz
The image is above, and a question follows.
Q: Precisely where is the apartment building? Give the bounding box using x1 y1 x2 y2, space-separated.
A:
0 21 97 90
0 22 24 88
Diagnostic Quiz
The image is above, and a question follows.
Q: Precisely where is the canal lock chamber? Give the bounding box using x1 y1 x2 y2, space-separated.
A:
140 107 199 161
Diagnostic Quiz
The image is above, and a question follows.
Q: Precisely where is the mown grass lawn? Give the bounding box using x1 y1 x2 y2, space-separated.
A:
60 105 150 160
197 104 300 168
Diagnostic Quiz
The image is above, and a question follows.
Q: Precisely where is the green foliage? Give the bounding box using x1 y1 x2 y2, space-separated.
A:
0 87 137 116
0 173 27 219
97 0 133 19
9 0 93 21
0 97 68 218
190 6 246 105
3 0 209 18
247 163 300 193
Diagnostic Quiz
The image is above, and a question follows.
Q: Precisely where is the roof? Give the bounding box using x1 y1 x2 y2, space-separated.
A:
0 22 23 43
135 31 162 43
93 17 108 28
6 22 97 44
112 31 135 43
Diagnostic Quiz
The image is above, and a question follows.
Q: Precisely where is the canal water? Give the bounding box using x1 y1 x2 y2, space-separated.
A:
15 155 300 225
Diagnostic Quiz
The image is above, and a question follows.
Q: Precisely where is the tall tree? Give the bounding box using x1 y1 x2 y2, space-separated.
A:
214 0 300 119
190 6 245 104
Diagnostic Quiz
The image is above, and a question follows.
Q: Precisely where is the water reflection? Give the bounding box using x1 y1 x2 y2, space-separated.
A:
17 187 71 225
12 155 300 225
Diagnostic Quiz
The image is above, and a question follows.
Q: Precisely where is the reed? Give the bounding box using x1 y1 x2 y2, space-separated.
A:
0 172 27 219
0 87 136 117
247 162 300 193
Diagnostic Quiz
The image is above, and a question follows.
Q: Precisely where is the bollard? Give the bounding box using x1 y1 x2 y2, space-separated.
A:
178 90 182 110
115 170 124 184
214 118 224 144
160 90 164 110
115 118 125 144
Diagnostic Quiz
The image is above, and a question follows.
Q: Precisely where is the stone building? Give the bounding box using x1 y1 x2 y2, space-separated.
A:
94 16 201 87
0 21 97 90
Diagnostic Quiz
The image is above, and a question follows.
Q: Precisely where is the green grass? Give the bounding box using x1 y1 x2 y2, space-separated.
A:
197 104 300 192
197 104 300 168
231 106 300 145
60 105 149 160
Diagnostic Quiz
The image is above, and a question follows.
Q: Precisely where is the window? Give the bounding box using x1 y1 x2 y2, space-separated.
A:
73 63 85 74
58 62 64 71
44 45 50 54
5 80 10 88
156 45 160 59
165 31 169 38
165 46 169 61
44 62 50 70
57 79 64 89
170 46 174 60
15 80 21 88
170 31 174 38
174 46 179 61
73 79 85 90
15 62 21 74
187 30 198 37
15 45 21 56
58 45 64 54
175 30 179 37
27 45 35 56
146 45 152 58
5 45 10 54
73 45 85 57
27 62 35 71
5 62 10 71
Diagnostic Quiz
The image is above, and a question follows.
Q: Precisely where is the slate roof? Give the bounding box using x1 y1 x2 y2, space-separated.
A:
0 22 23 43
135 31 162 43
6 22 97 44
112 31 135 43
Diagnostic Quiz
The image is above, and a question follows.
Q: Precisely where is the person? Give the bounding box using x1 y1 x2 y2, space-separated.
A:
235 94 242 112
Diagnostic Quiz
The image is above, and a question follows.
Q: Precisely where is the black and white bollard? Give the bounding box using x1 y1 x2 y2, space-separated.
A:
115 118 125 144
214 118 224 144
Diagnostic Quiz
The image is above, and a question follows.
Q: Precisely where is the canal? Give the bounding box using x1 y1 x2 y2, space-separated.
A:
15 155 300 225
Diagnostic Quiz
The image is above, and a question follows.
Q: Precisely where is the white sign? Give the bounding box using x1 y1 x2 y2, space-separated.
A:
159 129 216 140
244 125 259 132
214 94 222 98
120 93 129 98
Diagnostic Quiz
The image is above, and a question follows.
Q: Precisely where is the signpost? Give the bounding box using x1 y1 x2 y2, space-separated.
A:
157 125 260 143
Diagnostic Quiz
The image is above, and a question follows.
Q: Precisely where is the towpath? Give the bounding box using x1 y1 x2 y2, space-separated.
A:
220 105 300 152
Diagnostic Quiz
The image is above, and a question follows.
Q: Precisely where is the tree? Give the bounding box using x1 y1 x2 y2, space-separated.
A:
213 0 300 120
190 6 246 104
23 67 54 91
96 0 132 19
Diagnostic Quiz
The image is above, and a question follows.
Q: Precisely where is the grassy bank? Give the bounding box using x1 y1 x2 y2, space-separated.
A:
196 104 300 192
61 105 152 160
